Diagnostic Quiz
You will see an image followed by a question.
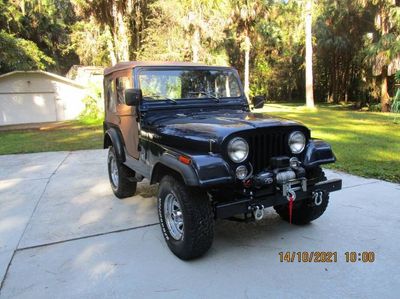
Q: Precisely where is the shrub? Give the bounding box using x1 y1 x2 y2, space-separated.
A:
79 83 103 123
369 103 382 112
392 71 400 123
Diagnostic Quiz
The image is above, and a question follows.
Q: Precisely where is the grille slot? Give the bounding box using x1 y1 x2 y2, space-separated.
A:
248 131 289 172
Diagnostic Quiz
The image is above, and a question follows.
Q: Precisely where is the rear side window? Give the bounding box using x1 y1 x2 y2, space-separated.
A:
106 79 116 112
116 77 130 104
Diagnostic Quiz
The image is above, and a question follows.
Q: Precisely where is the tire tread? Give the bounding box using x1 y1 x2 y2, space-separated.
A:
159 175 214 260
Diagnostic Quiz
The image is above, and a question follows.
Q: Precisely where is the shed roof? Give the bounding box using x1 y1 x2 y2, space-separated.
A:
104 61 215 76
0 71 85 88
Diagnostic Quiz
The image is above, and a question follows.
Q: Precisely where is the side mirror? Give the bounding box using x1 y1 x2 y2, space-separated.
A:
252 95 266 109
125 89 142 106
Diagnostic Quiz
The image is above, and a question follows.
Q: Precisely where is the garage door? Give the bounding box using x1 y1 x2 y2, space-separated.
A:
0 93 57 125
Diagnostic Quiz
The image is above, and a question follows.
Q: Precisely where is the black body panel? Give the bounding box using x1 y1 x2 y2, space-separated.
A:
143 109 307 150
303 139 336 168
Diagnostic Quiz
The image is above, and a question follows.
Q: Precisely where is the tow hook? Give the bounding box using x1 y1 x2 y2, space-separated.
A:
286 189 296 202
252 204 265 221
287 188 296 224
313 191 324 206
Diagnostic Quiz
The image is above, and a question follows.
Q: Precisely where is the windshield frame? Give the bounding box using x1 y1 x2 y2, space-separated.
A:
133 66 246 109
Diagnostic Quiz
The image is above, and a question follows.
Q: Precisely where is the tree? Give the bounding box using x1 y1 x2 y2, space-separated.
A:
365 0 400 111
0 0 77 74
0 30 54 73
228 0 266 99
305 0 314 108
313 0 374 104
72 0 126 63
139 0 229 64
72 0 152 63
70 18 113 66
250 0 304 101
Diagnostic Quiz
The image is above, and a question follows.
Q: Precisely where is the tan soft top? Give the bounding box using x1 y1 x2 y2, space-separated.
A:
103 61 218 76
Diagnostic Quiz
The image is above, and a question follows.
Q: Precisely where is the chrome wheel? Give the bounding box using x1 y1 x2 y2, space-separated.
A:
164 192 184 240
110 156 119 188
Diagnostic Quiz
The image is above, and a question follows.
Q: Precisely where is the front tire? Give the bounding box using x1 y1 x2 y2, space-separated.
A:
274 192 329 225
158 175 214 260
274 167 329 225
107 146 137 199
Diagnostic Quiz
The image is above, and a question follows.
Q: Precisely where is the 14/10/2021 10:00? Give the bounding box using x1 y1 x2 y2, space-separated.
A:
279 251 375 263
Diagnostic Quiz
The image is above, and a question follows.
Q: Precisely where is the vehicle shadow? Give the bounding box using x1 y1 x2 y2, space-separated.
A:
211 209 314 256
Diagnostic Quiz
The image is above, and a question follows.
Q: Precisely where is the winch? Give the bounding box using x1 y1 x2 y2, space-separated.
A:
276 170 296 184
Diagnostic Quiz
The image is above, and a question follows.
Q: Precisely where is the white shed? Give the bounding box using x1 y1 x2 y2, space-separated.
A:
0 71 86 126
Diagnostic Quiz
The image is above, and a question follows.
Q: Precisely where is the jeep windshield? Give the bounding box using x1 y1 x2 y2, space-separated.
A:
138 68 243 102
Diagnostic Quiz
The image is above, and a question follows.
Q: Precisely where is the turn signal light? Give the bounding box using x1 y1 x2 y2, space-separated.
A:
178 155 191 165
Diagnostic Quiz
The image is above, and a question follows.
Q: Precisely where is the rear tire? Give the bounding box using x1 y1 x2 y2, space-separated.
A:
158 175 214 260
107 146 137 199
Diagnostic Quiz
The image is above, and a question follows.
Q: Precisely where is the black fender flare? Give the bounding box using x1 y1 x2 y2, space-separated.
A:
151 153 200 186
303 139 336 168
104 127 126 162
151 153 234 187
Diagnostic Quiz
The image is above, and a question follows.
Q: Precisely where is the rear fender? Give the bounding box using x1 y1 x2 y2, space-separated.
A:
104 127 126 162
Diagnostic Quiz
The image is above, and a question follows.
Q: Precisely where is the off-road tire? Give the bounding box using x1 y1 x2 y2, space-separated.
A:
274 167 329 225
107 146 137 199
274 192 329 225
158 175 214 260
306 166 327 182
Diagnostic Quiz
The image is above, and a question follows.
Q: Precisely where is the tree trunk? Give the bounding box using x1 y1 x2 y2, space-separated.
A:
20 0 25 15
379 7 390 112
116 10 130 61
106 27 117 65
244 34 251 101
327 62 333 103
192 27 200 63
305 0 314 108
381 67 390 112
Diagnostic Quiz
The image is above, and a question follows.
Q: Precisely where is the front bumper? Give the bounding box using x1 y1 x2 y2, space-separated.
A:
214 178 342 219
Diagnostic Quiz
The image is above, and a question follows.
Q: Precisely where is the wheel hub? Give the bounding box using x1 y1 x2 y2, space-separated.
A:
164 193 184 240
110 156 119 188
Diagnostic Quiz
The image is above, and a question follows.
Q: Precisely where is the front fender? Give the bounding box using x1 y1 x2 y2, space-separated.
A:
151 153 234 187
303 139 336 168
191 154 234 186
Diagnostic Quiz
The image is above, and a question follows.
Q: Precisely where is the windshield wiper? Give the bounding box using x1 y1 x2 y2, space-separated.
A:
144 94 177 104
188 91 220 102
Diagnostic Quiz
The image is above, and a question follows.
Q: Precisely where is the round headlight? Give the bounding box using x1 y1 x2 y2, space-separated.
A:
228 137 249 163
288 131 306 154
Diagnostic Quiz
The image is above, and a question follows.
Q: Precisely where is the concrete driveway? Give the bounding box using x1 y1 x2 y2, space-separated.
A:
0 149 399 298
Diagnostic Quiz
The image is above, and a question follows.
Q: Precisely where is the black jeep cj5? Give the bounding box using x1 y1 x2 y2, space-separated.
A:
103 61 342 260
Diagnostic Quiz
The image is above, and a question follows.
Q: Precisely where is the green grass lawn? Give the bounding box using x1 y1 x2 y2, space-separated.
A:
0 120 103 155
0 104 399 183
259 103 400 183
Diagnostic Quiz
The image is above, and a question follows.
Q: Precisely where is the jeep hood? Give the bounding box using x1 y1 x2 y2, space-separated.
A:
143 109 308 153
